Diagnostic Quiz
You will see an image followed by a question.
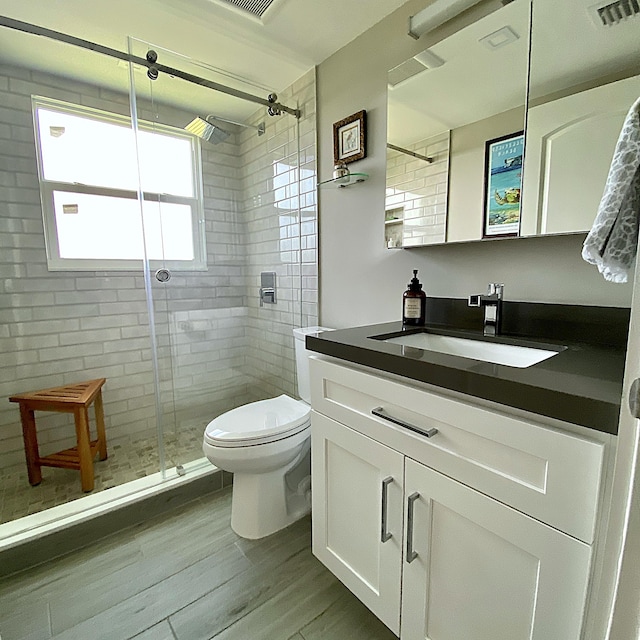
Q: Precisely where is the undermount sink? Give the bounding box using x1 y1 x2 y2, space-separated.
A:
379 332 562 368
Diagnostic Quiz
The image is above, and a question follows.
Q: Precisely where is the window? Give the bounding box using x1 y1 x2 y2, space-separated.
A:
32 96 206 271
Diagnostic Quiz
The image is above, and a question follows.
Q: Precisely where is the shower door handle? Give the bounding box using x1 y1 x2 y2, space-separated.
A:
155 269 171 283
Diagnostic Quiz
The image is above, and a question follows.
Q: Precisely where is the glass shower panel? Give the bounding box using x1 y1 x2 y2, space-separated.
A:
0 27 168 527
127 38 310 471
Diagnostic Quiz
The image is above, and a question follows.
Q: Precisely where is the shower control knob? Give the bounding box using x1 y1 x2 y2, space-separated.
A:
155 269 171 283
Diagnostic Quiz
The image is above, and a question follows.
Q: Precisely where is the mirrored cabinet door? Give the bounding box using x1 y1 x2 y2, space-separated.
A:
386 0 640 249
520 0 640 238
386 0 530 248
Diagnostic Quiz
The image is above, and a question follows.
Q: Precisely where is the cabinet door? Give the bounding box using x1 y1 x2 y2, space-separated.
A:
520 73 640 236
312 411 404 635
402 459 592 640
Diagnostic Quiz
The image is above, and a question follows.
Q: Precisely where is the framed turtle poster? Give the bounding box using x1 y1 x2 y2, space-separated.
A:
482 131 524 238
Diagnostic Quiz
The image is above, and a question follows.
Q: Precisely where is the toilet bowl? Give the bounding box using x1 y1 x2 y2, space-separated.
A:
202 326 331 539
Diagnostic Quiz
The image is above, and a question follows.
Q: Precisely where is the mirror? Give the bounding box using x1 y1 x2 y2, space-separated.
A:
521 0 640 237
386 0 530 248
386 0 640 248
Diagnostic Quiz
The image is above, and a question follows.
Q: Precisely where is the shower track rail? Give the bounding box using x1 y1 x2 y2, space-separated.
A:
386 143 433 163
0 15 301 118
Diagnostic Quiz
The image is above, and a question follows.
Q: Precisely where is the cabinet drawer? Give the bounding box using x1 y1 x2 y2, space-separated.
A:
310 357 605 544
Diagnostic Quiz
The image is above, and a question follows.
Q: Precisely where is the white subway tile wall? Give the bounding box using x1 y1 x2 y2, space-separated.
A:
240 70 318 402
385 131 450 247
0 63 317 483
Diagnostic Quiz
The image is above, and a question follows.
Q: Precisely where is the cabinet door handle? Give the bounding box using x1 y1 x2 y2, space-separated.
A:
406 491 420 563
381 476 393 543
372 407 438 438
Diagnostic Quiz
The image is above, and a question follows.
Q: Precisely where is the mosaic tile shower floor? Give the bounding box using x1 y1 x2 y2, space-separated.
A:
0 424 205 525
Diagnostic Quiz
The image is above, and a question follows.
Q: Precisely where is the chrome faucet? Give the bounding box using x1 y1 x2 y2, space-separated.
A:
468 283 504 337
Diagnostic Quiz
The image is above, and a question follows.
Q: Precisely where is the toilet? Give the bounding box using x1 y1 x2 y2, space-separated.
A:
202 326 331 539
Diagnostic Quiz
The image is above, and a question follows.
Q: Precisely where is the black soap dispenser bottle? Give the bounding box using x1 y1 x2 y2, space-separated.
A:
402 270 426 326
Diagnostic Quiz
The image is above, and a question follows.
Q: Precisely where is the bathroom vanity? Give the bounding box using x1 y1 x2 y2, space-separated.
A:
306 308 626 639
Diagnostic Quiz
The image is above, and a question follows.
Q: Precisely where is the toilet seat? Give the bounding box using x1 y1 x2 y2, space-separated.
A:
204 394 310 447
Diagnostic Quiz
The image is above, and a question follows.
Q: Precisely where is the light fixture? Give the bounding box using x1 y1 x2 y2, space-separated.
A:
408 0 485 39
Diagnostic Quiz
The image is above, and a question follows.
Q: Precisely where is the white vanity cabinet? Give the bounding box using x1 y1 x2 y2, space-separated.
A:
310 356 607 640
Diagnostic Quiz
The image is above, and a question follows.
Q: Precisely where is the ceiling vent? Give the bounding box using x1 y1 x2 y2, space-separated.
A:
388 59 427 87
589 0 640 26
214 0 280 20
388 49 445 88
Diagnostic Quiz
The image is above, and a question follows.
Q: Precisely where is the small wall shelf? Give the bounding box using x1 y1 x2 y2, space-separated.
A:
318 173 369 188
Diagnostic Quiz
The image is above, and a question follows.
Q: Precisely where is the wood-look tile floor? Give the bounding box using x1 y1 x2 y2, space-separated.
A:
0 487 398 640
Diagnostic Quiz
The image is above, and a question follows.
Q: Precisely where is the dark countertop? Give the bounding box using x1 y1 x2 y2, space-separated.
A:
307 320 626 435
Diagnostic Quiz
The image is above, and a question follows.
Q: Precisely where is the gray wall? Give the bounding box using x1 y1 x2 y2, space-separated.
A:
316 0 633 330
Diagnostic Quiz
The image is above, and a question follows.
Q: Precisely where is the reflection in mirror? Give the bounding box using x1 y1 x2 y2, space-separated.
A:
385 132 450 247
521 0 640 237
386 0 530 247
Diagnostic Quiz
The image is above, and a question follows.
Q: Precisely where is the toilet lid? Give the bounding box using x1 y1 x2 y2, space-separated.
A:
204 395 310 447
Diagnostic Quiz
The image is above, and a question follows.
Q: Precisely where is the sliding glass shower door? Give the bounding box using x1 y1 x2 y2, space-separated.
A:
127 38 313 473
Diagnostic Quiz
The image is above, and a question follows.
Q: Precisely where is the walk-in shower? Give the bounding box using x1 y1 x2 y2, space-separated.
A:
0 17 318 546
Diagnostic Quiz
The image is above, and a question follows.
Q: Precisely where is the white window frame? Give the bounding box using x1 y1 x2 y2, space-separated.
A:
32 96 207 271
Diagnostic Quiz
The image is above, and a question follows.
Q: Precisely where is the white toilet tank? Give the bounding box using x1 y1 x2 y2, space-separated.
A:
293 326 332 404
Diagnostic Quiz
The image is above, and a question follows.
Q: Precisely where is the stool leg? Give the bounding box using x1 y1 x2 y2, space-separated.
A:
19 404 42 486
75 407 94 492
94 389 108 461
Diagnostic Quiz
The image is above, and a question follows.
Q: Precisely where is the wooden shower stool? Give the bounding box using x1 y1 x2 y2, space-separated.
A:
9 379 107 492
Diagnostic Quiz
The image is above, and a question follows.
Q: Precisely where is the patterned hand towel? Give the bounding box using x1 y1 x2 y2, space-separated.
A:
582 96 640 283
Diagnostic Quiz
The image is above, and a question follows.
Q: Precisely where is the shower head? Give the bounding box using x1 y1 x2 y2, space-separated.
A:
185 114 265 144
184 116 231 144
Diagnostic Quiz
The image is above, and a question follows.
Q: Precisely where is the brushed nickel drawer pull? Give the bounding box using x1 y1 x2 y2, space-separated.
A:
372 407 438 438
381 476 393 543
406 491 420 563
